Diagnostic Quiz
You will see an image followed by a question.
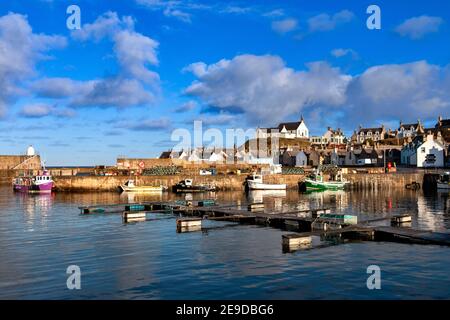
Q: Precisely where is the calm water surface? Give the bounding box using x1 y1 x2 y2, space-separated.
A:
0 186 449 299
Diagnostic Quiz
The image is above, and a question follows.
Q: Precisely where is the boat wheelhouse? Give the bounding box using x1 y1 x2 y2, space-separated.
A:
13 171 54 193
244 173 287 190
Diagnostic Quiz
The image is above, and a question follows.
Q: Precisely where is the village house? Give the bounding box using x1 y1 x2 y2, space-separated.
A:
304 149 328 166
344 147 359 166
310 127 346 147
397 120 425 139
330 148 346 166
279 148 308 167
295 151 308 167
351 125 386 144
343 146 387 166
256 116 309 140
401 133 445 167
435 115 450 142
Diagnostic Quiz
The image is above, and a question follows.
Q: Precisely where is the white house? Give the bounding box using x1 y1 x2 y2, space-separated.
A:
187 149 201 162
397 120 424 139
208 150 228 163
401 134 444 167
256 116 309 140
310 127 346 146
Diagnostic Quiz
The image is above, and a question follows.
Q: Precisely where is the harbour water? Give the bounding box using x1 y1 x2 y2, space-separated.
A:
0 186 449 299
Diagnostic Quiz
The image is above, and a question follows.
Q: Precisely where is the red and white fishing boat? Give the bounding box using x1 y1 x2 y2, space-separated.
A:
13 170 54 193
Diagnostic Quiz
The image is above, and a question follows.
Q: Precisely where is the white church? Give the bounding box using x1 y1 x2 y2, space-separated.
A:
256 116 309 140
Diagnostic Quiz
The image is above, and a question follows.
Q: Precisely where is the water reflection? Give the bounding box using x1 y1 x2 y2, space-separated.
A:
247 190 286 201
0 186 449 299
14 193 55 230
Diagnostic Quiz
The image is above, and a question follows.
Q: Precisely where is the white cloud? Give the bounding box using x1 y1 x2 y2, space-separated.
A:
184 54 351 125
221 6 253 15
184 54 450 128
263 9 285 18
35 12 161 109
331 48 358 59
163 7 192 23
71 11 134 41
346 60 450 121
193 113 238 126
71 78 155 108
175 100 197 113
19 103 75 118
308 10 354 32
136 0 195 23
113 29 159 84
395 15 443 39
118 117 172 131
271 18 298 34
19 103 53 117
0 13 66 117
31 77 94 98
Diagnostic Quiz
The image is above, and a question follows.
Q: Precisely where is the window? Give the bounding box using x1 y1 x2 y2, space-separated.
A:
421 147 426 153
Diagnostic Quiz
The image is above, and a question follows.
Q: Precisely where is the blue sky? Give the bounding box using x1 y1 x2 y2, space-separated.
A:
0 0 449 165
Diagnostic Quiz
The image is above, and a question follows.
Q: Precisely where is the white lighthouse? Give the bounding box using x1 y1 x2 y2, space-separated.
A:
26 145 36 156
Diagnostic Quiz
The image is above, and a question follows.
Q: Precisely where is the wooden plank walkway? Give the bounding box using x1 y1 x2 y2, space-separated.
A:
78 200 450 247
374 226 450 246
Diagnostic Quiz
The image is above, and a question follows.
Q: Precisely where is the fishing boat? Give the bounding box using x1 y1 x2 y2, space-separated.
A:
172 179 216 193
303 169 348 191
244 173 286 190
437 172 450 190
13 170 54 193
119 180 167 192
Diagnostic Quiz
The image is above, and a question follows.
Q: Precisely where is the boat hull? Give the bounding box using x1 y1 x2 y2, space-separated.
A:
437 182 450 190
247 180 286 190
172 185 216 193
119 185 164 192
304 179 346 191
13 181 53 193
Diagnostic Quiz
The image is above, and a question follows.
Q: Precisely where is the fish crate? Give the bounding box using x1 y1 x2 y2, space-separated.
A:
248 203 265 211
198 199 216 207
318 214 358 225
125 204 146 212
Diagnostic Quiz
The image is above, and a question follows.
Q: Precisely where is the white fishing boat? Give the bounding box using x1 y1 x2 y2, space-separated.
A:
245 174 286 190
437 172 450 190
119 180 166 193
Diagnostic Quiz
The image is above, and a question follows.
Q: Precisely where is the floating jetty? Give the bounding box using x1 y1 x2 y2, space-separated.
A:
78 200 450 250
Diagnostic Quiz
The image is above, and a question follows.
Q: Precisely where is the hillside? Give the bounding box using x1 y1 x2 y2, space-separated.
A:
242 137 311 152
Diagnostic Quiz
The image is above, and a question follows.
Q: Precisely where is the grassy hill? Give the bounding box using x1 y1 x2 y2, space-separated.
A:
242 137 311 151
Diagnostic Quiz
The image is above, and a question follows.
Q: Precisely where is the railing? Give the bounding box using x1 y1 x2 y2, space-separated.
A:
11 155 39 170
